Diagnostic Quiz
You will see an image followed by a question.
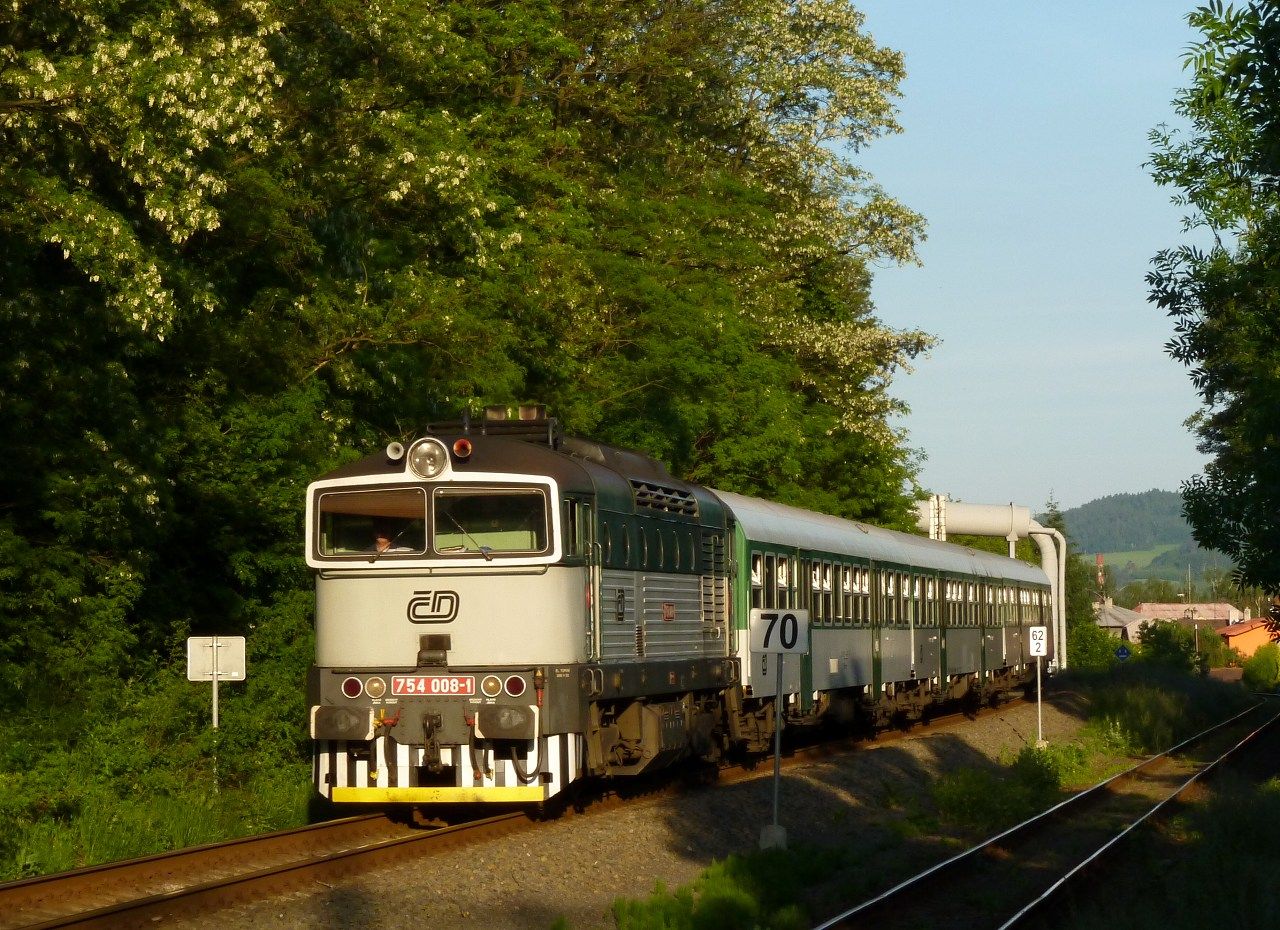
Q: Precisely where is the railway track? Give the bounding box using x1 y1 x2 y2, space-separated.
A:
812 699 1280 930
0 811 536 929
0 697 1018 929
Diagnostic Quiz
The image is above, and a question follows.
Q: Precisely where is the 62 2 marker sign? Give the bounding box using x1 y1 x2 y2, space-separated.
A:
1029 625 1048 657
749 609 810 655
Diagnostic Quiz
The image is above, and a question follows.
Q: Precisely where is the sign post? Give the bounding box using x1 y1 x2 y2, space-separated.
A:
188 636 246 793
750 608 810 851
1029 625 1048 748
187 636 247 730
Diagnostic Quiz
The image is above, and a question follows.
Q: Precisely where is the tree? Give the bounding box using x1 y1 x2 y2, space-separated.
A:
1036 501 1121 671
1148 1 1280 594
1137 620 1199 674
0 0 932 858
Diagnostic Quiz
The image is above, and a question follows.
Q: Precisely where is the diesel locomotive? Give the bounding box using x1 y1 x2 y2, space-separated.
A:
306 409 1052 807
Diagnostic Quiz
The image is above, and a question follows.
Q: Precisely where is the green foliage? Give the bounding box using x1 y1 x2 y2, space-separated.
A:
1 0 929 875
612 850 832 930
609 669 1251 930
1148 1 1280 593
1137 621 1198 674
1058 490 1194 554
1242 642 1280 691
1039 499 1101 636
930 742 1085 835
1059 775 1280 929
1068 620 1124 673
1074 665 1251 755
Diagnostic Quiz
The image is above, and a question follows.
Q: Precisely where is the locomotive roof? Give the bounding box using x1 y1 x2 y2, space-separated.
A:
713 490 1050 585
314 426 727 526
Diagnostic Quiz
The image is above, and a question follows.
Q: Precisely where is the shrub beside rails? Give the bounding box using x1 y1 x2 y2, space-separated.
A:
305 409 1052 808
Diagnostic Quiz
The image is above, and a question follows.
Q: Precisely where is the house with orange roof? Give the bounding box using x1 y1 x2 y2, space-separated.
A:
1217 619 1274 659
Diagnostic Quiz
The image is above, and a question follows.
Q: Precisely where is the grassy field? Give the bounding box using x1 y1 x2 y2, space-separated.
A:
1095 544 1180 570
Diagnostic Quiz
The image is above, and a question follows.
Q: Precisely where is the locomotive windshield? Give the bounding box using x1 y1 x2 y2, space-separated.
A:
434 487 548 555
315 485 549 559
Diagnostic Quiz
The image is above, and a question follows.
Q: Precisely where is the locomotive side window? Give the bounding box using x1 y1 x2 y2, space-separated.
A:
434 487 549 555
317 487 426 556
563 499 589 559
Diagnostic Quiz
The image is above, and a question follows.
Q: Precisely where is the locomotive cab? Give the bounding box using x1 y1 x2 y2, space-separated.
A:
306 412 595 804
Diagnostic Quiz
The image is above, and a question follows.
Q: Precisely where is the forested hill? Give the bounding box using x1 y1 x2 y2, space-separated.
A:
1058 490 1193 553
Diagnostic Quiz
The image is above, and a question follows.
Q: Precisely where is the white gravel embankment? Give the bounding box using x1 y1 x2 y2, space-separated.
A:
177 695 1089 930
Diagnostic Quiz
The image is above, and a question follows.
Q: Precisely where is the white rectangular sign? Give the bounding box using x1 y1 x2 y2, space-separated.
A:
1029 625 1048 657
186 636 246 681
749 609 810 655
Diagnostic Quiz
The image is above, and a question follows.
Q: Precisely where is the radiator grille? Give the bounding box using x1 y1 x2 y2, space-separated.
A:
630 480 698 517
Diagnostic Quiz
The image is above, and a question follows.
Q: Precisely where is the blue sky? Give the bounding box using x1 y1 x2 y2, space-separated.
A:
854 2 1209 510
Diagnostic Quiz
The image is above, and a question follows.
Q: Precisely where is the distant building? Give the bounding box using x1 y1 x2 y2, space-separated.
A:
1094 598 1148 641
1132 602 1244 630
1218 619 1275 659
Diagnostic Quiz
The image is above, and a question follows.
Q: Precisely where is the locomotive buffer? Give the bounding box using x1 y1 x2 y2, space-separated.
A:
749 608 810 851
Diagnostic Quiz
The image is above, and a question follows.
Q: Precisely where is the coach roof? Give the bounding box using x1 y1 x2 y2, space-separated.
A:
714 490 1050 585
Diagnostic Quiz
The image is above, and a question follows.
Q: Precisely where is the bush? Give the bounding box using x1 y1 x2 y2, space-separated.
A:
1136 621 1197 673
1242 643 1280 691
1068 620 1124 672
612 848 837 930
1072 665 1252 754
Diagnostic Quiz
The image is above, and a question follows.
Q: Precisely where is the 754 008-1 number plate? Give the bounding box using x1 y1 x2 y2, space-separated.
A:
392 675 476 696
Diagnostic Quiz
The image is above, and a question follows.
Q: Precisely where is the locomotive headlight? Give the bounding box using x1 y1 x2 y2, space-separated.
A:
481 675 502 697
408 439 448 479
365 677 387 699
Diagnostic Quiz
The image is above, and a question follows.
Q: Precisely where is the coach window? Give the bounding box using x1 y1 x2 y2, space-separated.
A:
807 562 820 621
860 567 871 623
777 557 792 608
751 554 764 609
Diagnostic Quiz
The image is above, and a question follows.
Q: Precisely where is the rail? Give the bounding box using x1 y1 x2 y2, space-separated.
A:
812 699 1280 930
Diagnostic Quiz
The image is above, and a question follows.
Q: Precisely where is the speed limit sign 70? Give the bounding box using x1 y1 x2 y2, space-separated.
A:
1029 625 1048 657
750 609 810 655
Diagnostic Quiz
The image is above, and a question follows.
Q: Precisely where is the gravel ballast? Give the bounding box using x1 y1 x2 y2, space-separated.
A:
178 696 1089 929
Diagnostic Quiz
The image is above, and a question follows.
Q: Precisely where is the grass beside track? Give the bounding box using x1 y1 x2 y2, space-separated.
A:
2 763 312 880
1043 771 1280 930
597 668 1255 930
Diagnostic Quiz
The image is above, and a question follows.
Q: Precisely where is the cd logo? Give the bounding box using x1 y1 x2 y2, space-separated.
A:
407 590 460 623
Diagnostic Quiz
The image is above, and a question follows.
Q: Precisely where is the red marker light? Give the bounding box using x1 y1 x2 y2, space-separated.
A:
452 438 473 460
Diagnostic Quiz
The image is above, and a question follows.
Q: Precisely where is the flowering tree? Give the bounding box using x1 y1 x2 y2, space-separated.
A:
0 0 930 838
